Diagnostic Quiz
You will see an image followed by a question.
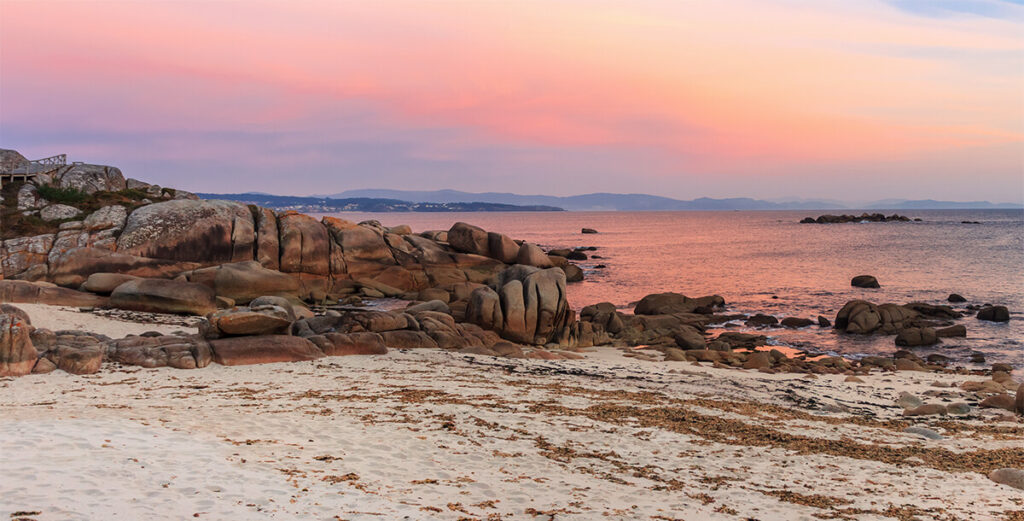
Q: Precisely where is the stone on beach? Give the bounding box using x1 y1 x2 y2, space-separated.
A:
110 278 218 315
209 335 324 366
0 312 36 377
989 469 1024 490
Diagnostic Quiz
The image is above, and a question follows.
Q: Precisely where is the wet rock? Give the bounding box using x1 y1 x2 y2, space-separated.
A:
817 316 831 327
851 275 880 288
673 326 706 350
834 300 917 335
715 332 767 349
581 228 598 234
989 468 1024 490
935 325 966 338
894 358 926 371
563 264 584 283
780 317 814 328
845 376 865 383
745 314 778 327
947 293 967 303
977 306 1010 322
895 327 938 347
635 293 725 315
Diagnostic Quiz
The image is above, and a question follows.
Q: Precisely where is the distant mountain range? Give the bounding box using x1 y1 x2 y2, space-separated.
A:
196 193 563 212
322 189 1023 211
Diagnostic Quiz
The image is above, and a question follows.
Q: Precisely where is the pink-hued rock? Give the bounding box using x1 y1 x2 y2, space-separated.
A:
209 335 325 366
110 278 217 315
0 313 36 377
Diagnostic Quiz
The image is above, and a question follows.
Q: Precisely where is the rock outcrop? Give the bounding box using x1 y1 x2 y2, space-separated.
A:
109 278 218 315
465 265 573 345
0 310 36 377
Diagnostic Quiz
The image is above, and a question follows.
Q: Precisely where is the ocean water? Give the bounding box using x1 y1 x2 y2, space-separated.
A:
324 209 1024 367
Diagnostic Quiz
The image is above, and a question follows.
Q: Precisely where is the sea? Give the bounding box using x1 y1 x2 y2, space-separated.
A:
322 209 1024 368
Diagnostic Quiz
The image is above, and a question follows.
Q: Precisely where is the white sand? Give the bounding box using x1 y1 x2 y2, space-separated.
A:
2 346 1021 521
13 303 194 337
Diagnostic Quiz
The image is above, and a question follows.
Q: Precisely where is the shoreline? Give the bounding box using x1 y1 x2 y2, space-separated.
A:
3 346 1022 520
2 304 1023 520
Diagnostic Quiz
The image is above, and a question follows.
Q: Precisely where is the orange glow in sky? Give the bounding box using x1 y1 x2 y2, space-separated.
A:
1 0 1021 201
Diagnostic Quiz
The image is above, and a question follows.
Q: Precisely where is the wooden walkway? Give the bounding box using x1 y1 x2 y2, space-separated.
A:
0 154 67 185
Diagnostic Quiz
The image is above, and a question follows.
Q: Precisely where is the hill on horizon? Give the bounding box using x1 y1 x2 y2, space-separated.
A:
323 189 1022 211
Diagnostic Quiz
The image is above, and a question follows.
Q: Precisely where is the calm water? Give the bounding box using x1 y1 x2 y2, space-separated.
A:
324 210 1024 367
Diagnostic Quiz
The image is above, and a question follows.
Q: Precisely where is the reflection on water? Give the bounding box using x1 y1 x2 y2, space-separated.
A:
320 209 1024 367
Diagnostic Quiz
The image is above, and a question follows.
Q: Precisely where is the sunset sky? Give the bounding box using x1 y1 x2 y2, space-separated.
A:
1 0 1022 202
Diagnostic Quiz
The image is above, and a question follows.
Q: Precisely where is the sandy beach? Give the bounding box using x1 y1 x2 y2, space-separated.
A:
2 307 1022 521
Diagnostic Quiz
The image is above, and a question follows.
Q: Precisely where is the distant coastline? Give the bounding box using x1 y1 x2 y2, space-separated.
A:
202 189 1024 212
196 192 565 212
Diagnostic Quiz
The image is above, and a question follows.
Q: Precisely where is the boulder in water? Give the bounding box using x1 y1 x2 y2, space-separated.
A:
851 275 880 288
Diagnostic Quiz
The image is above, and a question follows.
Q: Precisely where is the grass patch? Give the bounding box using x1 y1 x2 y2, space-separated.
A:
1 182 159 240
36 184 89 204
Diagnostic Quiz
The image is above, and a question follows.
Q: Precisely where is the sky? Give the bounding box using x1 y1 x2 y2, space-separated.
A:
1 0 1022 203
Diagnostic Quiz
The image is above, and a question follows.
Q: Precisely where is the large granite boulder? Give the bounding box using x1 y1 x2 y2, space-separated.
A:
515 243 553 268
181 261 300 304
1 234 54 279
0 312 36 377
83 205 128 231
448 222 489 256
307 332 388 356
324 218 397 278
49 247 197 288
117 199 254 264
634 293 725 315
52 163 127 194
977 306 1010 322
106 334 212 369
209 335 325 366
203 306 292 338
0 280 108 308
851 275 880 288
895 327 939 347
109 278 217 315
40 204 82 221
834 300 918 334
487 232 519 264
255 207 280 271
467 265 573 345
278 212 330 276
80 272 141 295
